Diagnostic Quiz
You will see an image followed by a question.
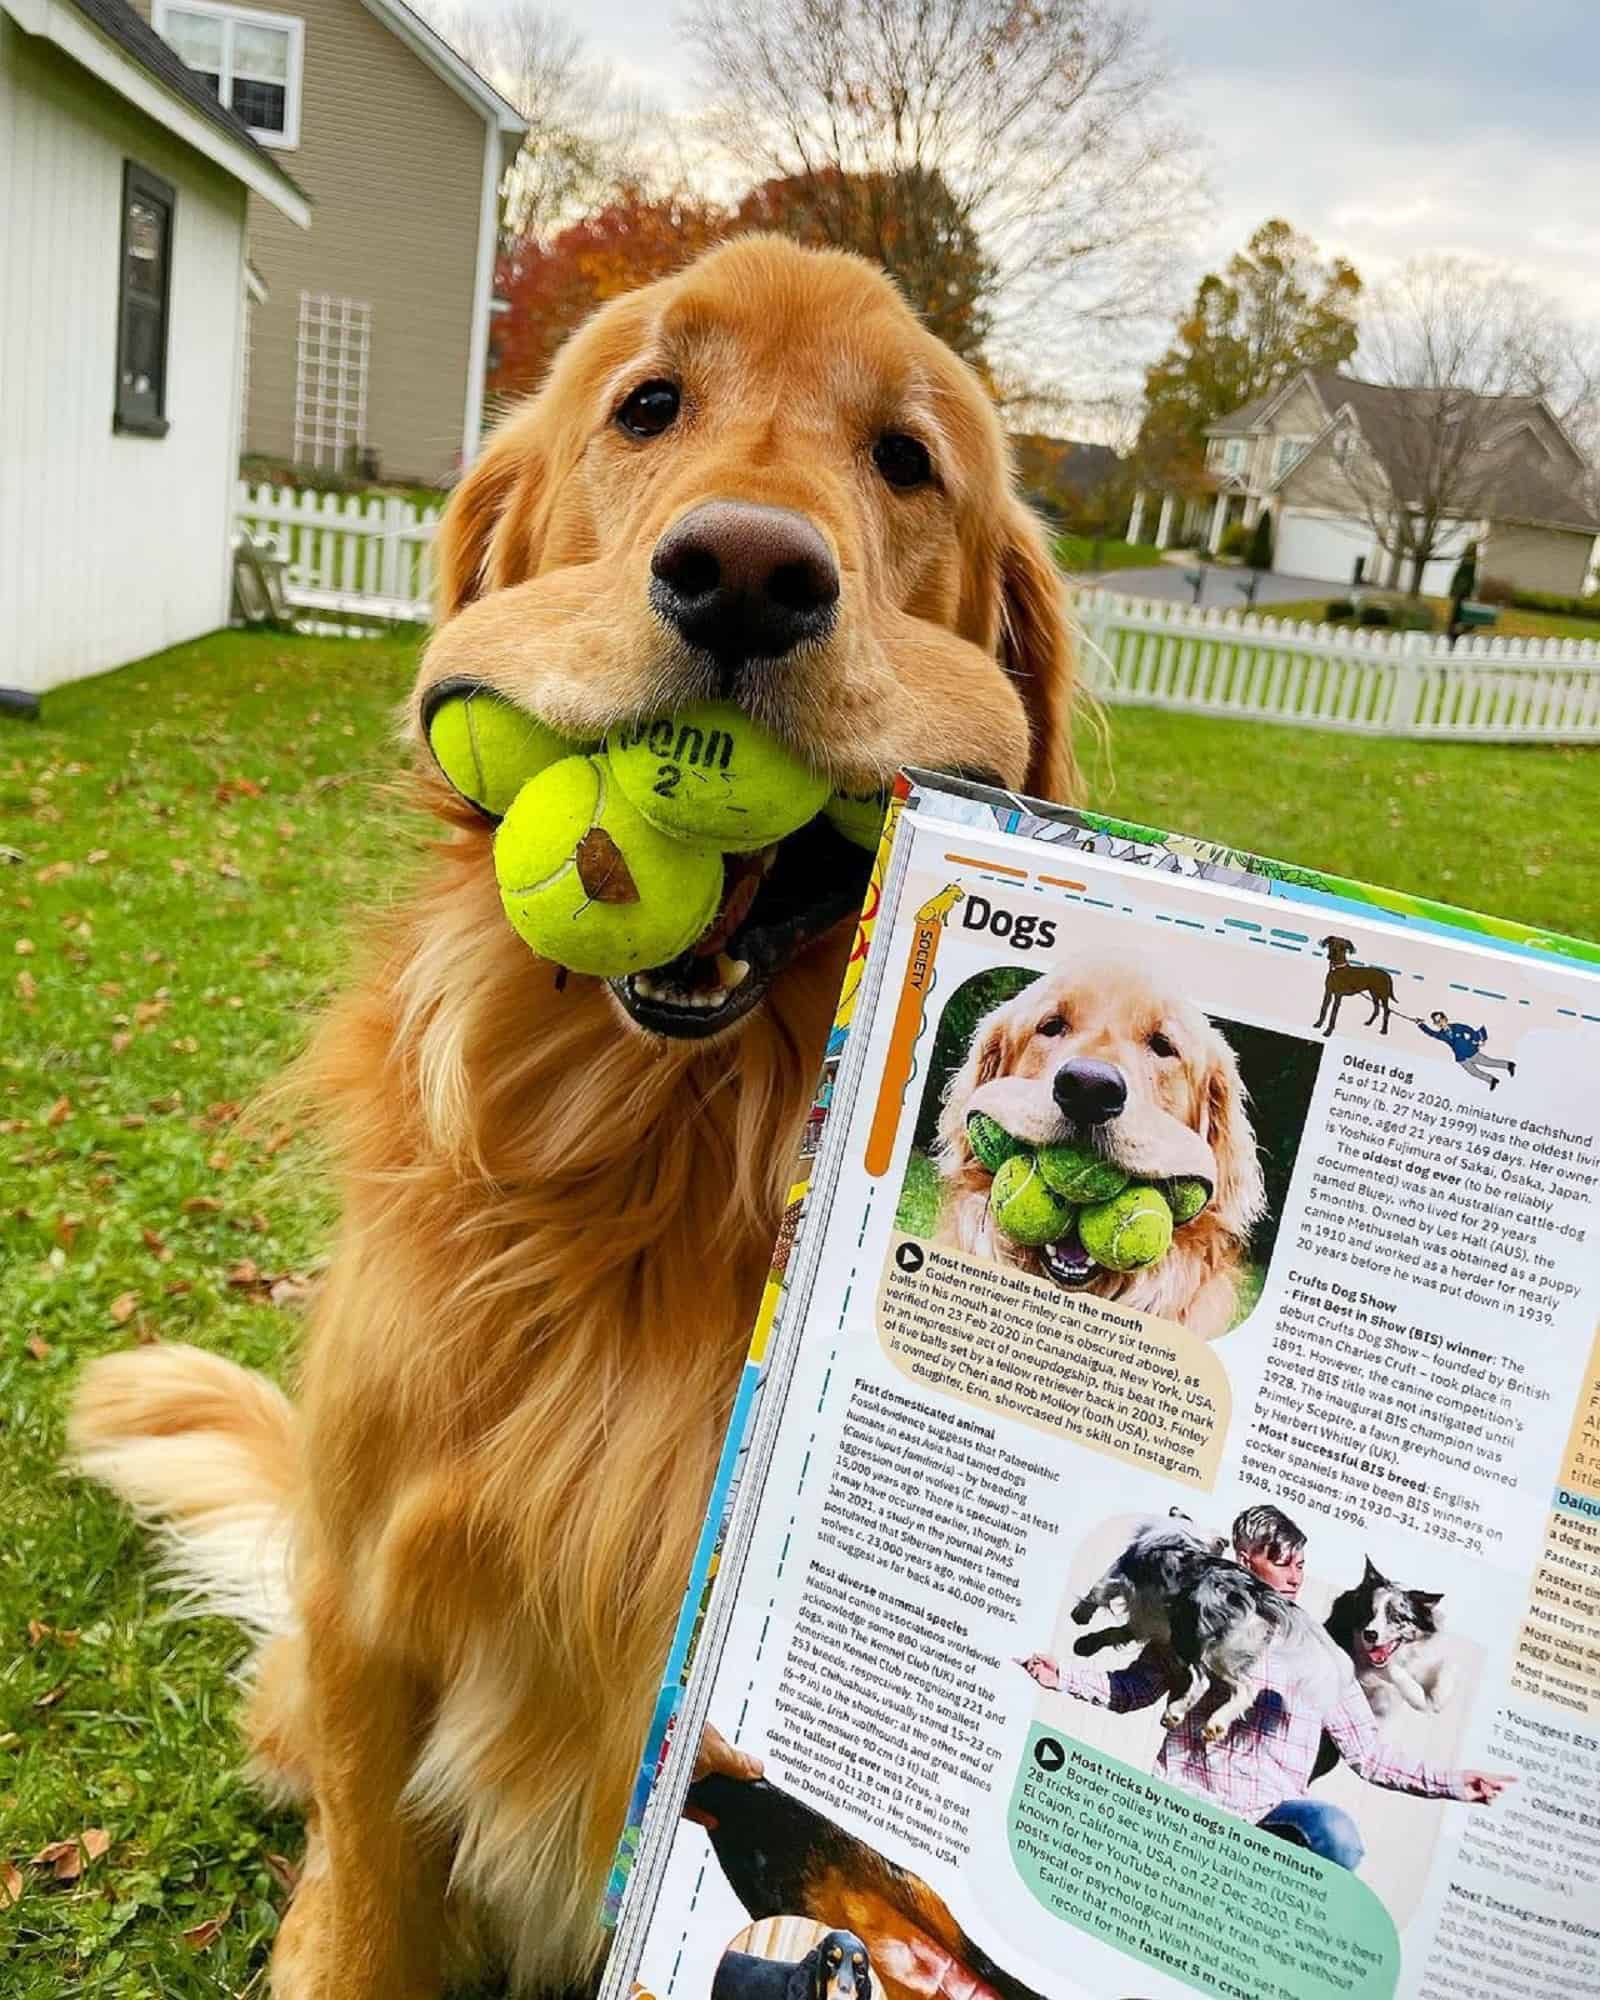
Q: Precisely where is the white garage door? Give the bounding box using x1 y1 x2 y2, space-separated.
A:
1275 509 1377 587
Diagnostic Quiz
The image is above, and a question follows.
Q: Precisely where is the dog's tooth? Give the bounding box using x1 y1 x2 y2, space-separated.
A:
715 953 750 991
635 974 657 1001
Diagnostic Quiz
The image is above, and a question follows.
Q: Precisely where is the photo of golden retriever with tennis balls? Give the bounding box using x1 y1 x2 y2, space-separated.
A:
936 956 1267 1338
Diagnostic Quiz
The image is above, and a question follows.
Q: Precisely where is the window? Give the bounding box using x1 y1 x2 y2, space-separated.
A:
294 293 371 471
1332 427 1355 468
1273 436 1307 479
154 0 303 147
115 163 174 437
1222 438 1246 474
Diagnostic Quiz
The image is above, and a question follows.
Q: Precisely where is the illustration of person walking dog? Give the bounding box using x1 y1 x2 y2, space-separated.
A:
1313 938 1516 1090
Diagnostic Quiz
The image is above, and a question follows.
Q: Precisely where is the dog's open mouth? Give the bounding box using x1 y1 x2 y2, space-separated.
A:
609 816 874 1039
1038 1225 1101 1289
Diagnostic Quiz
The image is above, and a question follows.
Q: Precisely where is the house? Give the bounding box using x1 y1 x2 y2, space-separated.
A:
1010 434 1124 525
1 0 309 694
133 0 526 486
1196 370 1599 595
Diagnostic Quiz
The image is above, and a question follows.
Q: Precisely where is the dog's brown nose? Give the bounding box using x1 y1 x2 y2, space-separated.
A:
1053 1059 1127 1127
650 501 838 674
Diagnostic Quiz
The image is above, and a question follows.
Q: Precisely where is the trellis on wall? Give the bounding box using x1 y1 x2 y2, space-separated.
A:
292 292 371 471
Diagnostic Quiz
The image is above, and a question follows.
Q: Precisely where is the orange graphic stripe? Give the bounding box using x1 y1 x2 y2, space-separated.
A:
1038 873 1087 890
945 852 1028 877
865 918 945 1175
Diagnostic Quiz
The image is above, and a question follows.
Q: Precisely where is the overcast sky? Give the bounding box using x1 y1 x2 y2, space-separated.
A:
565 0 1599 325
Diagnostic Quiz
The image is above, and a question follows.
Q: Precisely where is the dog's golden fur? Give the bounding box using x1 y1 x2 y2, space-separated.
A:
936 960 1266 1337
69 236 1076 1998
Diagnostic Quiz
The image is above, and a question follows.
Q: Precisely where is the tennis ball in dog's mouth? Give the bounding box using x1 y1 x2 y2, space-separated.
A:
427 688 582 819
989 1153 1073 1247
824 787 890 849
605 704 829 850
1161 1176 1211 1225
1077 1185 1174 1271
494 755 723 978
967 1111 1029 1174
1036 1140 1131 1205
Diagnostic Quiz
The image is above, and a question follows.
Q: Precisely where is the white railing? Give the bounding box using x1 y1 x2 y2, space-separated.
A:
234 482 440 622
1075 589 1600 742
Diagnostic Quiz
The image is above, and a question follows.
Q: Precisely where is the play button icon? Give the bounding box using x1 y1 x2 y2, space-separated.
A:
1033 1736 1066 1772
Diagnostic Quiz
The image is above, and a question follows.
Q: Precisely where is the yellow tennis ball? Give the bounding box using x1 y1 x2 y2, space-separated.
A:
989 1153 1073 1247
605 704 828 851
824 788 890 850
427 687 582 818
1077 1185 1174 1271
494 755 724 978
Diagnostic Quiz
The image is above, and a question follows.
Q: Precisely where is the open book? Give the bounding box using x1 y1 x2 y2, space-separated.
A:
601 771 1600 2000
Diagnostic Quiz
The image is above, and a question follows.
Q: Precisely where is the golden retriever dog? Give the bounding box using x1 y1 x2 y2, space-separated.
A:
68 236 1076 1999
936 957 1265 1337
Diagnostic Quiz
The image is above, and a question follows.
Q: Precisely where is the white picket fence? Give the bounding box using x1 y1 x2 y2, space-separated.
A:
1076 589 1600 742
234 482 440 621
226 495 1600 744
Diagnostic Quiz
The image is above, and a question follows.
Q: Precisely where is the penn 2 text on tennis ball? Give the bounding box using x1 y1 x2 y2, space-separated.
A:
605 704 829 850
1036 1140 1131 1205
494 755 723 978
1076 1185 1174 1271
988 1153 1073 1247
426 686 583 819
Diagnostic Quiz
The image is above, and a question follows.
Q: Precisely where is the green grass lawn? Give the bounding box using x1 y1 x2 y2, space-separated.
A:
1240 594 1600 644
3 626 1596 1992
1055 535 1163 574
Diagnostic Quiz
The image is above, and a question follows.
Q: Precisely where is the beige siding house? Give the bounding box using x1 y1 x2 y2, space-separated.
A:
133 0 523 485
1194 370 1599 595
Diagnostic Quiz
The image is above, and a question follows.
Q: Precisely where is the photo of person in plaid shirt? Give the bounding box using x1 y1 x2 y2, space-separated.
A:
1021 1504 1513 1870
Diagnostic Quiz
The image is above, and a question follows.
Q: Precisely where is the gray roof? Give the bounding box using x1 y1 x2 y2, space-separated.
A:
1207 390 1279 437
66 0 309 202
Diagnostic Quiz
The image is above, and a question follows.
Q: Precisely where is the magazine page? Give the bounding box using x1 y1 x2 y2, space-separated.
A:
606 777 1600 2000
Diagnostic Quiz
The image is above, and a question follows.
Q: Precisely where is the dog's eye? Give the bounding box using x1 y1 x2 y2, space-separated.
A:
873 431 933 489
1148 1030 1179 1059
615 380 680 439
1037 1015 1067 1038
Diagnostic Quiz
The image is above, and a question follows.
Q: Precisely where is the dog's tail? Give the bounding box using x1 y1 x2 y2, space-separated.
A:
68 1343 298 1639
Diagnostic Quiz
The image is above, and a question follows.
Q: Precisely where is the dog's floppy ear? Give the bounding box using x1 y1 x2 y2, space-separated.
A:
935 1001 1016 1169
434 413 547 621
1199 1035 1267 1240
999 501 1079 806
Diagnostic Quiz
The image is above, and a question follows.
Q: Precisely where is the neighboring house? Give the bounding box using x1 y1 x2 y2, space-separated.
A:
134 0 525 486
0 0 308 694
1011 434 1124 524
1199 370 1599 594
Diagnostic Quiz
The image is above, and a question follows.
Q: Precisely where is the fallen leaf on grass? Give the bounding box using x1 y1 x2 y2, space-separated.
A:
33 1683 67 1709
15 938 35 956
81 1829 110 1862
226 1259 264 1291
141 1228 171 1262
53 1214 83 1249
268 1272 318 1310
46 1096 72 1126
146 1094 182 1116
16 969 37 1003
1 1862 22 1909
86 848 110 865
266 1852 300 1895
25 1336 51 1361
110 1031 134 1056
183 1909 231 1949
182 1194 225 1214
108 1292 138 1325
35 860 75 884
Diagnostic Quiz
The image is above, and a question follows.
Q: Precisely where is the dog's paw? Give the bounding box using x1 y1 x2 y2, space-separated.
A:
1202 1717 1231 1743
1069 1604 1093 1627
1072 1634 1099 1656
1161 1709 1184 1732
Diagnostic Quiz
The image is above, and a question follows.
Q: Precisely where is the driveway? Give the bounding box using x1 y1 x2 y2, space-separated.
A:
1070 564 1331 610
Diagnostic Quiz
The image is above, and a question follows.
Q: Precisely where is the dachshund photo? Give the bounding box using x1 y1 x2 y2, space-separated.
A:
689 1773 1046 2000
713 1928 872 2000
935 955 1267 1338
67 233 1077 1998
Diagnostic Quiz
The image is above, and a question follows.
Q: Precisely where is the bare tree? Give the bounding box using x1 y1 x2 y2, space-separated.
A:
685 0 1203 391
417 3 659 237
1340 259 1597 594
